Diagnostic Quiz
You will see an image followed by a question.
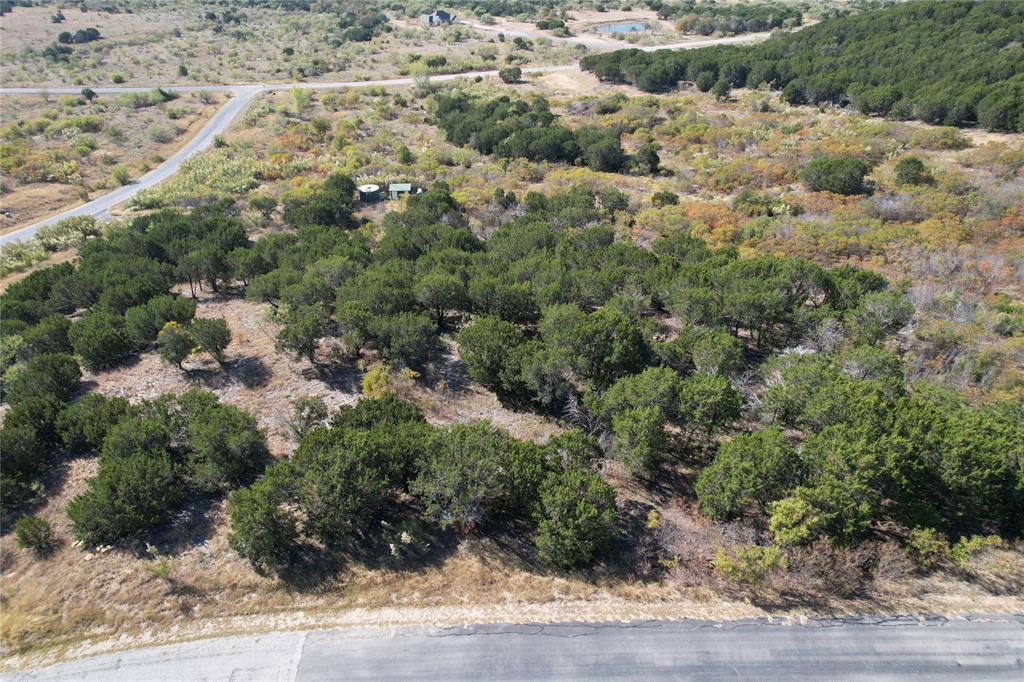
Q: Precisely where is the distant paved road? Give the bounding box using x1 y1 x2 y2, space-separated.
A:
462 20 777 51
0 29 775 247
0 67 576 246
0 85 261 246
7 615 1023 681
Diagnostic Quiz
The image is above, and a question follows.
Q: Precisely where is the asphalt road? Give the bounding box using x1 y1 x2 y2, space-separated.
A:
7 615 1023 681
0 29 778 246
0 68 578 246
0 85 264 245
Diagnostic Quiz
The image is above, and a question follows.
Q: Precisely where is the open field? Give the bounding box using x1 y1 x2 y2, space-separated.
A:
0 3 583 88
1 90 223 231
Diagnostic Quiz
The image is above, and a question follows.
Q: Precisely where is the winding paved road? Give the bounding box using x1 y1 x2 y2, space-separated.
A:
0 30 779 246
7 615 1023 680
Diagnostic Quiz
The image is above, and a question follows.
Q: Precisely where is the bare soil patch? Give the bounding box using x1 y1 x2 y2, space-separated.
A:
0 6 167 55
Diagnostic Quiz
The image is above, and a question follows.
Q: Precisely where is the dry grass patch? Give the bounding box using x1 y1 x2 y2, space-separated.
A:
1 92 222 231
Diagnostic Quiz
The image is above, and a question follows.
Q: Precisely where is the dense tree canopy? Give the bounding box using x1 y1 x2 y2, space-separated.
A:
65 389 267 545
581 1 1024 131
650 0 802 36
432 93 635 173
2 149 1020 582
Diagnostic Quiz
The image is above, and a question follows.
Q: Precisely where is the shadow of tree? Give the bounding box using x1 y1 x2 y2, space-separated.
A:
231 355 273 389
639 455 699 507
0 458 76 552
181 355 273 390
142 493 223 557
606 498 665 582
424 345 472 396
313 360 363 394
271 504 460 591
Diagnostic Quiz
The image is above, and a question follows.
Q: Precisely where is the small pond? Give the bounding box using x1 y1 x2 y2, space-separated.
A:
596 21 650 33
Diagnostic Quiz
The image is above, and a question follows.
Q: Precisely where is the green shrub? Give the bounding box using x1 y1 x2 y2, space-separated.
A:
906 527 950 570
2 394 63 450
696 428 802 520
894 156 932 186
950 534 1005 566
18 315 72 359
183 402 268 492
769 495 822 546
411 422 520 533
799 156 871 195
534 465 617 569
331 393 426 431
4 352 80 404
290 434 394 544
280 173 356 228
676 373 742 444
611 406 666 476
189 317 231 365
227 467 299 574
714 544 788 585
70 310 132 371
498 66 522 84
14 515 56 556
56 393 133 453
124 294 197 349
44 115 102 137
456 315 524 388
111 164 130 186
0 425 48 513
156 322 193 368
651 191 678 207
66 448 184 546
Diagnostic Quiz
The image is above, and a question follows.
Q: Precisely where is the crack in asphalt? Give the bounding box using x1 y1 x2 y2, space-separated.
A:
421 613 1024 640
9 614 1022 680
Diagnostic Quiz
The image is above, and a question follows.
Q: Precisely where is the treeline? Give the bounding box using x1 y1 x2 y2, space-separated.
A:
395 0 554 19
581 1 1024 132
432 93 660 174
229 394 617 573
1 204 245 373
697 354 1024 544
648 0 802 35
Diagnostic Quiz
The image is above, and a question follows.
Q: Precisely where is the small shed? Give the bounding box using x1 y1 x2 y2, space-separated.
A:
423 10 455 26
388 183 413 200
357 183 381 202
387 183 426 200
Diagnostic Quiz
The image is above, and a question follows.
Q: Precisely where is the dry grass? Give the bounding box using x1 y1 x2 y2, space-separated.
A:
0 6 168 55
0 4 581 88
0 92 222 231
0 248 76 292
